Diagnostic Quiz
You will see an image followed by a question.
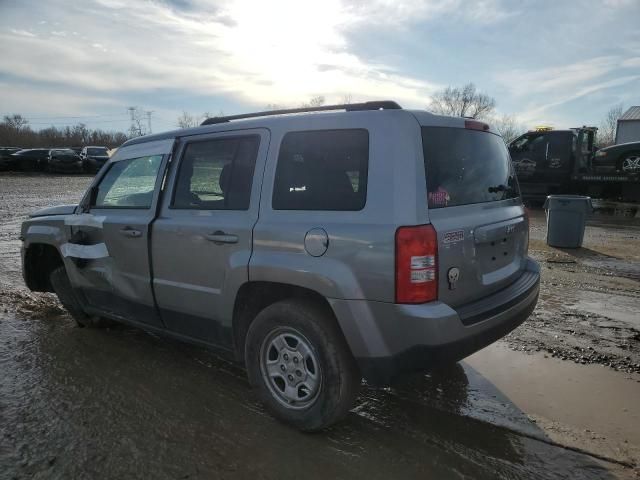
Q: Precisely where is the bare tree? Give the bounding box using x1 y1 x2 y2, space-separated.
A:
491 114 526 143
341 94 353 105
598 103 623 147
3 114 29 133
301 95 325 108
429 83 496 119
177 111 198 129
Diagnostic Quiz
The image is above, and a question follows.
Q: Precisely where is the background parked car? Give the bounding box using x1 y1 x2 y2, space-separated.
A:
9 148 50 171
0 147 22 170
80 146 110 173
46 148 83 173
592 141 640 173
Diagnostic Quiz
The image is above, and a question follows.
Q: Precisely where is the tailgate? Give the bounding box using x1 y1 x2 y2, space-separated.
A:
421 124 529 307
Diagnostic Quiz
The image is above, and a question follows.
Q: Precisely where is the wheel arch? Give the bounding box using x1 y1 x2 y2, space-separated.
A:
23 243 64 292
231 281 345 363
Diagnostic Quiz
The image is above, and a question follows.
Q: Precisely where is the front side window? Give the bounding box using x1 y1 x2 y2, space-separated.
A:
272 129 369 211
422 127 518 209
172 135 259 210
94 155 162 208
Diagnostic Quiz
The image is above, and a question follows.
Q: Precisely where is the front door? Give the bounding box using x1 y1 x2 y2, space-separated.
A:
65 143 170 327
151 129 268 348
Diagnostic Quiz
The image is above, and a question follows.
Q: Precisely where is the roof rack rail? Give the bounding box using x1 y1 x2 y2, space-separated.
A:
201 100 402 125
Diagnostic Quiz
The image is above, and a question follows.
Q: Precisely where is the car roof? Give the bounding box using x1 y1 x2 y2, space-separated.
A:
120 107 499 149
602 140 640 149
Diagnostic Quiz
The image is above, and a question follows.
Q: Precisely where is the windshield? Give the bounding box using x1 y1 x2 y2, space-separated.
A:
88 147 108 155
422 126 519 209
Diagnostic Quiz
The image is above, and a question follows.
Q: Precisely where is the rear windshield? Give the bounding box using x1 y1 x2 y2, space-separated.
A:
88 147 108 155
421 127 518 209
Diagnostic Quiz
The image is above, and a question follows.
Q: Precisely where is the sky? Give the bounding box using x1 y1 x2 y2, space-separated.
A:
0 0 639 134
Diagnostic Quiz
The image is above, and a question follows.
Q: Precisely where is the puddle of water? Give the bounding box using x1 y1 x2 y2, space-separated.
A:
466 342 640 448
567 290 640 326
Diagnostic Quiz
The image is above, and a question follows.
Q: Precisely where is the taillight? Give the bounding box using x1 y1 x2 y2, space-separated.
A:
395 225 438 304
464 119 489 131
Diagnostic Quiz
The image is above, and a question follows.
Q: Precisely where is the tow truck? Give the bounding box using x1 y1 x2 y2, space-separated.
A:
509 126 640 203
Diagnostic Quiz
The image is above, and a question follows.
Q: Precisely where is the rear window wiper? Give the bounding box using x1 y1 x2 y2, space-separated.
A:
488 184 517 196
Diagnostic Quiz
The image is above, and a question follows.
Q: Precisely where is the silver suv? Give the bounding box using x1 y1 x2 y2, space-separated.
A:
21 101 540 431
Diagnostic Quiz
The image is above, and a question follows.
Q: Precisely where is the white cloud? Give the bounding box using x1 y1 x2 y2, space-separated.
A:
497 56 623 97
9 28 35 37
0 0 445 109
345 0 517 26
1 0 637 130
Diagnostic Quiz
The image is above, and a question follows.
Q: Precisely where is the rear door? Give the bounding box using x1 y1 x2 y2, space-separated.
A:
422 125 528 308
150 129 267 347
65 140 172 327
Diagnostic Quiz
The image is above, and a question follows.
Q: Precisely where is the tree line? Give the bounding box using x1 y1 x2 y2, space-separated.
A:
0 114 128 149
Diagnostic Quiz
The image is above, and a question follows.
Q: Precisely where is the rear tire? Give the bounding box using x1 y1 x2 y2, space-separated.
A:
49 266 115 328
245 299 360 431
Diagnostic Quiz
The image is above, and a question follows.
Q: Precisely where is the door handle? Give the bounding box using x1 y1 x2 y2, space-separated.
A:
204 231 238 244
119 227 142 238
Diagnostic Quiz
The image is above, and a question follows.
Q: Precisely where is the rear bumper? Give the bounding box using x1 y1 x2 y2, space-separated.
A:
329 258 540 385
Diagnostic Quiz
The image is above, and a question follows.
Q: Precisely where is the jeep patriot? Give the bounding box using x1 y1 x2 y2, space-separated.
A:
21 101 540 430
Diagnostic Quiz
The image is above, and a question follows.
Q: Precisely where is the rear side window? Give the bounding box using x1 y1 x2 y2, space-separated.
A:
94 155 163 208
422 127 518 209
272 129 368 211
172 135 259 210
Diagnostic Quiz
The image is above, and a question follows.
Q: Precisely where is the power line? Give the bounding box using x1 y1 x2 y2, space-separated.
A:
0 113 129 120
27 119 130 126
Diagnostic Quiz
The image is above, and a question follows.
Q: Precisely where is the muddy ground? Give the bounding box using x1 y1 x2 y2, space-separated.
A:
511 211 640 375
1 173 639 479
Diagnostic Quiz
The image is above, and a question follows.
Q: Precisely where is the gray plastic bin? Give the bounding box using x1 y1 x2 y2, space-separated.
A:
543 195 593 248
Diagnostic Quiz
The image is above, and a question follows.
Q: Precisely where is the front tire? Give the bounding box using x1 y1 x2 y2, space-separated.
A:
49 266 114 328
245 299 360 431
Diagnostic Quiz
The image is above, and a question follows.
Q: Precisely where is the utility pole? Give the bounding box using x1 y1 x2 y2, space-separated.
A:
145 111 153 135
127 106 138 137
